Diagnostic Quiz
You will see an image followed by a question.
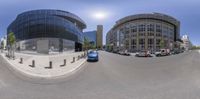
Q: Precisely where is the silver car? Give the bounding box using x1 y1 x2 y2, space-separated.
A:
135 50 152 57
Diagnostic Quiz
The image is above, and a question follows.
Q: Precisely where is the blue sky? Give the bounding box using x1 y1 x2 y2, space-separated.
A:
0 0 200 45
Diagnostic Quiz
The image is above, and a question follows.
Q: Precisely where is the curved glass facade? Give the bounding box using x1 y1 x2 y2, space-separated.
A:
106 13 180 52
7 9 86 54
83 31 97 47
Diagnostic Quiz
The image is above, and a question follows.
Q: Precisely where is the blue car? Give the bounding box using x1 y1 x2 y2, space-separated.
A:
87 51 99 61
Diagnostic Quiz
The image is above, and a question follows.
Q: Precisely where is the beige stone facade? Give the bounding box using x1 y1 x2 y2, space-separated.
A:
106 13 180 52
96 25 103 49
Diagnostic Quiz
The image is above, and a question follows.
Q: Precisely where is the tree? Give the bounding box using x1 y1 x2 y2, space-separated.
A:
1 41 4 53
159 39 165 49
7 32 16 59
91 44 96 49
106 44 111 51
83 37 90 51
191 46 200 50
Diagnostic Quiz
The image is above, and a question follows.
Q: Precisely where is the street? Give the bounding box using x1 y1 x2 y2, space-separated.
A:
0 50 200 99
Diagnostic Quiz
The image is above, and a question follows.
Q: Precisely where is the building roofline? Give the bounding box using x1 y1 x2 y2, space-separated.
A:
15 9 86 29
113 12 180 29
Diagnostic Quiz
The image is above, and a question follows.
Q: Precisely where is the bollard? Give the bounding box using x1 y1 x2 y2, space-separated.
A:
77 55 80 61
45 61 52 69
85 52 87 57
29 60 35 67
60 59 66 67
80 54 82 59
81 54 84 58
84 53 87 58
13 56 15 60
71 57 75 63
19 58 23 64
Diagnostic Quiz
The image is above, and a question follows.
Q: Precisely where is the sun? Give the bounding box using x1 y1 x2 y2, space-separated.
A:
92 11 108 20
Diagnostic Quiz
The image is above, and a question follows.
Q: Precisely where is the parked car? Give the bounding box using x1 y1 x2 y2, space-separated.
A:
118 51 124 55
155 49 170 57
135 50 152 57
171 50 178 55
171 49 184 55
112 50 119 54
87 50 99 61
124 50 131 56
118 50 130 56
124 52 131 56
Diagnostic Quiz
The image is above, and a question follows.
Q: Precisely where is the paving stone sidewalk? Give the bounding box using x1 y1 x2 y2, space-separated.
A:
0 51 87 78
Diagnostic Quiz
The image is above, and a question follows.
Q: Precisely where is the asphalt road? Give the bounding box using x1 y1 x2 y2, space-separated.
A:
0 50 200 99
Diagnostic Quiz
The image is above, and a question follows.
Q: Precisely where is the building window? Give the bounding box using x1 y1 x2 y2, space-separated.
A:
138 24 145 32
131 39 137 52
148 33 154 36
139 39 145 50
148 39 153 48
147 24 154 32
156 39 161 45
139 33 145 36
125 40 129 49
139 39 145 44
131 39 136 46
131 26 137 32
156 24 161 32
148 39 154 45
131 34 137 37
156 33 161 37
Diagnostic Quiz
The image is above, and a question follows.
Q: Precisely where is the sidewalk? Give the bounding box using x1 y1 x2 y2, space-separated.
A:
0 51 87 78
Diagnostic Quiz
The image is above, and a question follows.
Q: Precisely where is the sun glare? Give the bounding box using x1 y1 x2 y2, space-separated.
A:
92 11 108 20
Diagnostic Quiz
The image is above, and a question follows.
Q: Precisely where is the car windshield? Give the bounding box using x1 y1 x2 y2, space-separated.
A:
89 51 97 54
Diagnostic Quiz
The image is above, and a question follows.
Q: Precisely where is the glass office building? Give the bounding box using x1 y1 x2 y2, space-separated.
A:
7 9 86 54
83 25 103 49
83 31 97 47
106 13 180 52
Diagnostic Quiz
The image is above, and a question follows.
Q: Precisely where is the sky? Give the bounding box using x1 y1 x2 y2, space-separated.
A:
0 0 200 45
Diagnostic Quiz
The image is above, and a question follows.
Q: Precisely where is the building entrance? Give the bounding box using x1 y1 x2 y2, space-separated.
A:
37 40 49 54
